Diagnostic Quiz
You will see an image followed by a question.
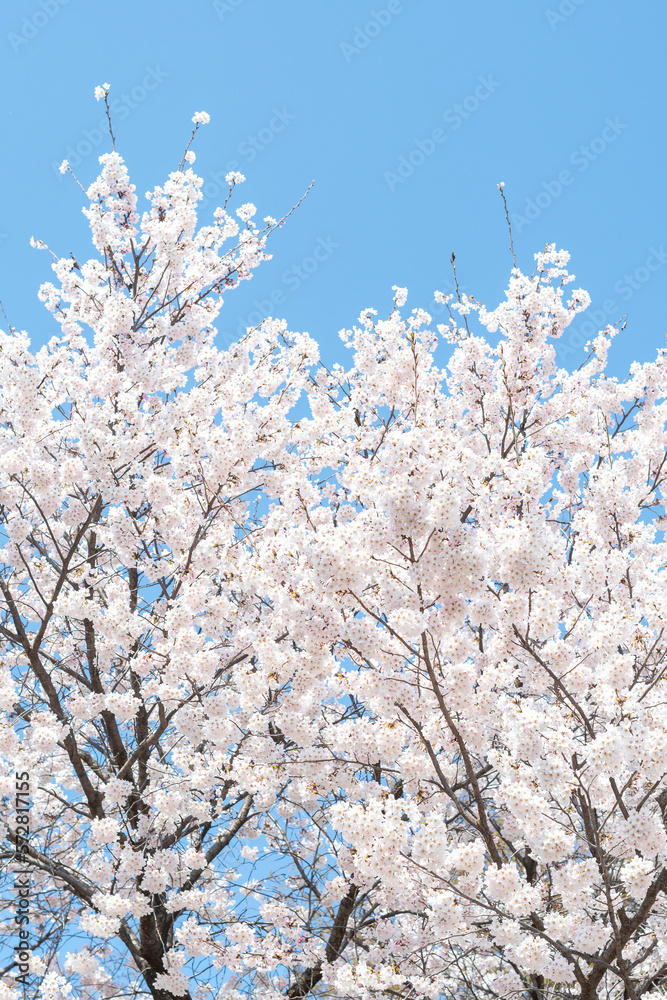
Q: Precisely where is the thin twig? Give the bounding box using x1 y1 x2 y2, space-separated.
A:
497 182 516 268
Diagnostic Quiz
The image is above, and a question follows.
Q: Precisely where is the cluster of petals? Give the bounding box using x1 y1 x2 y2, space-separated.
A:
2 132 667 1000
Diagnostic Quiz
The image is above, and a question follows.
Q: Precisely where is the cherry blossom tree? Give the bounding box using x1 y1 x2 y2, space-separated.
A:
2 90 667 1000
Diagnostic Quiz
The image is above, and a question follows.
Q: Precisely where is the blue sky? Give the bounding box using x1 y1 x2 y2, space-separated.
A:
0 0 665 377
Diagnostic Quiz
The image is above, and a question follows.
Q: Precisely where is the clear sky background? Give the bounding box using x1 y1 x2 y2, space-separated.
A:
0 0 665 378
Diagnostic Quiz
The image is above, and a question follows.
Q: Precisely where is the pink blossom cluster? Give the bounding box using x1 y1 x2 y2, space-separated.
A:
2 101 667 1000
